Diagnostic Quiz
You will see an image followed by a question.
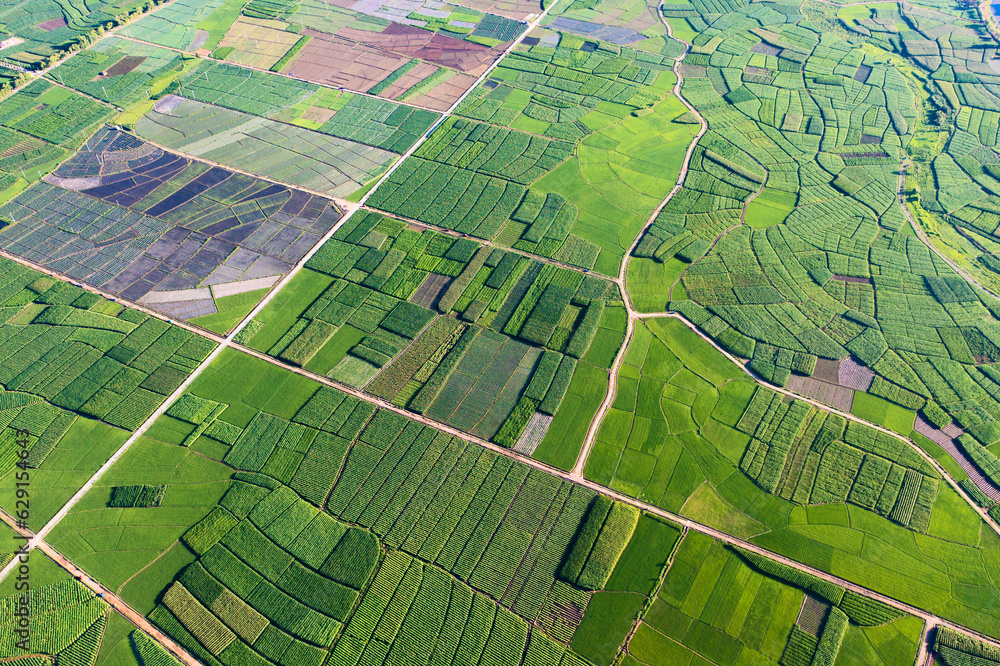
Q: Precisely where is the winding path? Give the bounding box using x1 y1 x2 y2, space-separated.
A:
571 8 708 477
897 161 1000 302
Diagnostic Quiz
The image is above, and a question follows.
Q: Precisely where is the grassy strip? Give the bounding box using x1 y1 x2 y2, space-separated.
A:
494 396 539 447
368 60 419 95
271 35 311 73
733 546 845 605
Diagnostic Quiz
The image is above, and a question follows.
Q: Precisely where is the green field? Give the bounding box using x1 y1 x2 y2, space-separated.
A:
6 0 1000 660
630 530 922 665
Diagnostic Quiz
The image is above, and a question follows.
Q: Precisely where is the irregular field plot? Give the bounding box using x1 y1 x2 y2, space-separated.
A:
542 0 670 54
633 530 921 666
373 36 695 274
589 318 1000 638
0 80 115 201
52 347 639 664
0 127 341 329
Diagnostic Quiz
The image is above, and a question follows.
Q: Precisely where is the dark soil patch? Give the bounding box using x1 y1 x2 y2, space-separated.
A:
751 41 781 55
812 358 840 384
832 274 872 284
38 18 67 31
99 55 147 79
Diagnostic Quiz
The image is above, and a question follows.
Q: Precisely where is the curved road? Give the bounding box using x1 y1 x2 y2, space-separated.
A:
572 8 708 478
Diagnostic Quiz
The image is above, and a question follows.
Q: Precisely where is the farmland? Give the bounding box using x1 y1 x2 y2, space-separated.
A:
0 255 214 531
242 209 624 458
589 316 1000 638
7 0 1000 661
629 530 922 666
371 32 698 274
123 0 528 110
0 125 343 332
45 347 680 666
0 0 154 75
134 96 400 198
0 80 114 202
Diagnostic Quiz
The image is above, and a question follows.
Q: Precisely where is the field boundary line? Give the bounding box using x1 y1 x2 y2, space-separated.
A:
0 508 201 665
570 8 708 478
362 205 608 280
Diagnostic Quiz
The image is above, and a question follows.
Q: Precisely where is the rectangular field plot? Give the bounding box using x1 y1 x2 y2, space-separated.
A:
241 209 620 446
0 127 342 332
633 531 921 666
0 256 214 532
174 62 439 151
61 347 636 664
218 15 308 69
136 96 398 198
119 0 231 51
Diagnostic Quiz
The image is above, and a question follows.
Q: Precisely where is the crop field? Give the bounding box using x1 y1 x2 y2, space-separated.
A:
42 346 679 665
241 209 621 447
48 37 196 108
135 96 399 198
0 579 112 661
119 0 233 51
0 255 213 535
588 317 1000 637
542 0 670 55
0 0 149 67
628 530 921 666
10 0 1000 661
152 0 530 110
371 34 696 274
0 126 342 332
171 62 439 152
0 80 115 201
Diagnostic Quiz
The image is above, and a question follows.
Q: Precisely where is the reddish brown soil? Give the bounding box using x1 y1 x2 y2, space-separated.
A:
339 22 499 75
38 17 67 31
98 55 147 78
